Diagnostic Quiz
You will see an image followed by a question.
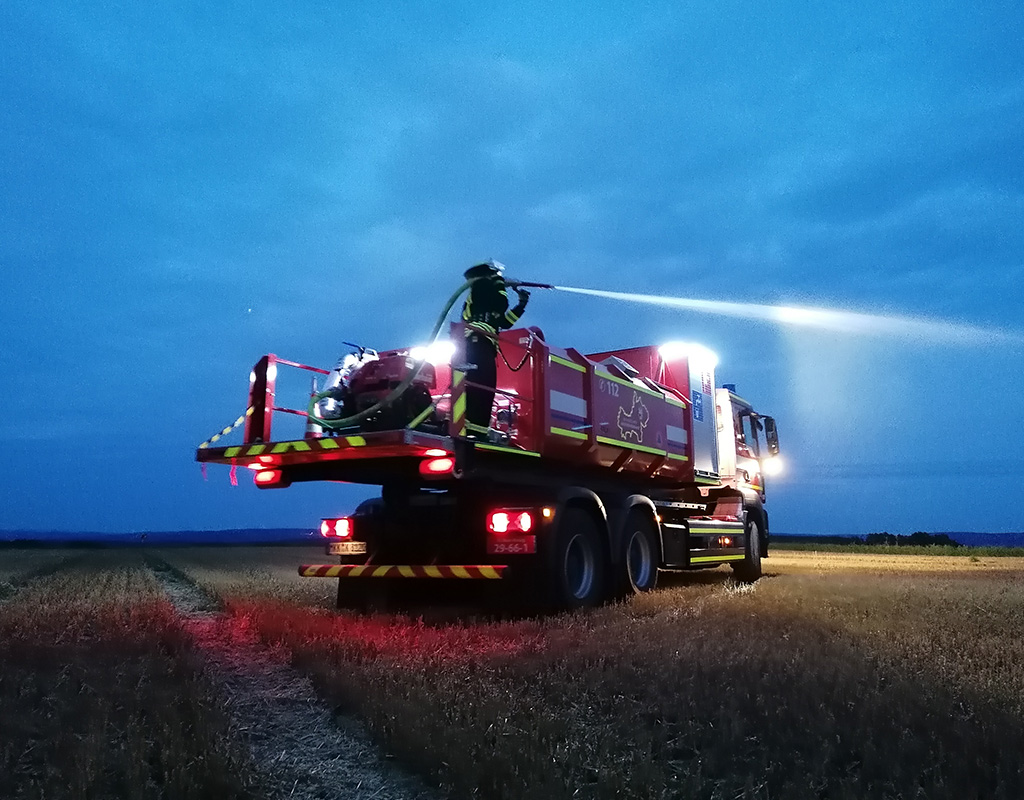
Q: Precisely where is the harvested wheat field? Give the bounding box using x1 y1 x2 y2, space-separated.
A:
1 546 1022 799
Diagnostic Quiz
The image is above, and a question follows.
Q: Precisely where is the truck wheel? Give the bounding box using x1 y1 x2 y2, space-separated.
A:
550 507 607 610
617 512 659 596
732 515 763 583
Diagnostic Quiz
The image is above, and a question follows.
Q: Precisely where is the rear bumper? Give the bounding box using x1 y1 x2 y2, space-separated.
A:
298 564 507 579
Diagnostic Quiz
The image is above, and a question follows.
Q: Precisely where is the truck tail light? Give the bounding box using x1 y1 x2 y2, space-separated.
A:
320 518 353 538
254 469 282 485
420 456 454 477
487 510 534 535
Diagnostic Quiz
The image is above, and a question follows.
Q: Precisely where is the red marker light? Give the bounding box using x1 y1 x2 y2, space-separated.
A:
320 518 352 538
424 448 449 457
254 469 281 485
420 457 454 477
487 510 534 535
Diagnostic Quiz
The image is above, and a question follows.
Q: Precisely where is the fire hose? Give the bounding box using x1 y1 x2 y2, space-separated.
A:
306 277 553 432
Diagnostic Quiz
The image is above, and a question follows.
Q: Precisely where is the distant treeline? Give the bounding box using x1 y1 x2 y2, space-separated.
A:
773 532 962 547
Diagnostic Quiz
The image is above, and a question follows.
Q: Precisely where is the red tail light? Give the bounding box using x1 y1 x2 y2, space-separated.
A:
320 518 352 538
420 456 454 477
487 509 534 535
254 469 281 485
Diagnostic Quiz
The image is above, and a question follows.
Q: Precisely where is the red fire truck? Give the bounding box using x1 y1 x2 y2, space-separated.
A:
196 322 781 611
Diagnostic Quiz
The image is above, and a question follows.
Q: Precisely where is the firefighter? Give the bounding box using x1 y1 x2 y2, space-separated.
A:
460 261 530 436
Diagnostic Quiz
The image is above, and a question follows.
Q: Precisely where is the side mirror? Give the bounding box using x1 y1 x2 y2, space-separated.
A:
763 416 780 456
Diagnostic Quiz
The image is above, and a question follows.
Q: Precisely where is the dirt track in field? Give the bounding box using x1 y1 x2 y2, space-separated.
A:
146 557 439 800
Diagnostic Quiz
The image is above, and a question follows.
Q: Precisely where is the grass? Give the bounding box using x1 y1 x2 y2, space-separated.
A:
4 544 1022 798
165 547 1024 799
0 551 260 800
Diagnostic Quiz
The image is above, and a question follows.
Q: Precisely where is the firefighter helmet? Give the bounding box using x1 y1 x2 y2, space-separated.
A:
464 260 505 280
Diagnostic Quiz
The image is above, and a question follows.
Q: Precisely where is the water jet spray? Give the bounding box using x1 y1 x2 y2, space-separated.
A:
548 286 1022 346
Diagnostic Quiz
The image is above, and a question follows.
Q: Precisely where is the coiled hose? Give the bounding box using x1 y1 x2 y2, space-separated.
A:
306 280 473 431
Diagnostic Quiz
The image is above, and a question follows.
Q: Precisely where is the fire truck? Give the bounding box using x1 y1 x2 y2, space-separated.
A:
196 318 781 611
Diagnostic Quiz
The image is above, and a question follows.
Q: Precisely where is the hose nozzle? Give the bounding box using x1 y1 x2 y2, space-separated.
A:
506 279 555 290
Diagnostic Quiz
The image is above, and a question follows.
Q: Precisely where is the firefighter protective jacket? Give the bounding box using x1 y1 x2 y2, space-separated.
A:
461 276 529 348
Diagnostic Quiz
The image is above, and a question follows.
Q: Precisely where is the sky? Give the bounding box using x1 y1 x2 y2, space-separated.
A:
2 1 1022 534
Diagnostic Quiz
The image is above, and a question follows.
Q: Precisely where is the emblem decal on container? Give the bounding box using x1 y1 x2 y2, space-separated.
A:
617 393 650 442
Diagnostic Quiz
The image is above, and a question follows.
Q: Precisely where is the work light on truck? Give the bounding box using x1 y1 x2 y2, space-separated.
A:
320 518 353 538
487 510 534 534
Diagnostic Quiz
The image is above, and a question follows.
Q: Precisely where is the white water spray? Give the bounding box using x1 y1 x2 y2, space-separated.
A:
552 286 1021 346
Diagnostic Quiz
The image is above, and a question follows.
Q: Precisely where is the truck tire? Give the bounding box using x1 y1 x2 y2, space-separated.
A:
617 511 659 596
732 515 763 583
550 507 607 611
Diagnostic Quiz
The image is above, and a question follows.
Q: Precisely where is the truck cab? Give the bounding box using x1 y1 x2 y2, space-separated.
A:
715 388 781 500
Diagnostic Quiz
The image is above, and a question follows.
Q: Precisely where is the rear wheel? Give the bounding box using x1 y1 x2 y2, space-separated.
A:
550 507 607 611
732 515 763 583
617 511 659 596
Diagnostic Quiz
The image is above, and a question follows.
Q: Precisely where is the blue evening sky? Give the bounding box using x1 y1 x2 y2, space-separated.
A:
2 1 1022 534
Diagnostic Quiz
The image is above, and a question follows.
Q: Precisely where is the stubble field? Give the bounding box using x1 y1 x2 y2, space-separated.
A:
1 545 1022 799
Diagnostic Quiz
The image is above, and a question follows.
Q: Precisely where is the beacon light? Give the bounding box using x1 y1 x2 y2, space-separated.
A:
409 340 456 365
658 342 720 368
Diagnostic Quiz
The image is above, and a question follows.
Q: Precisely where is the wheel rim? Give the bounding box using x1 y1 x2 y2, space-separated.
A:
626 530 652 588
564 533 596 600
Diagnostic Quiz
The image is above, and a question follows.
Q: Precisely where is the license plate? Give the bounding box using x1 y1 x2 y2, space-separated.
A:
488 535 536 555
327 541 368 556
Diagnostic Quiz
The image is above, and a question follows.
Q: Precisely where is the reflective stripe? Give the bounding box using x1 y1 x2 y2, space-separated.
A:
690 554 745 563
595 435 667 456
551 426 588 440
298 564 507 579
475 443 542 457
550 354 586 372
467 321 498 337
